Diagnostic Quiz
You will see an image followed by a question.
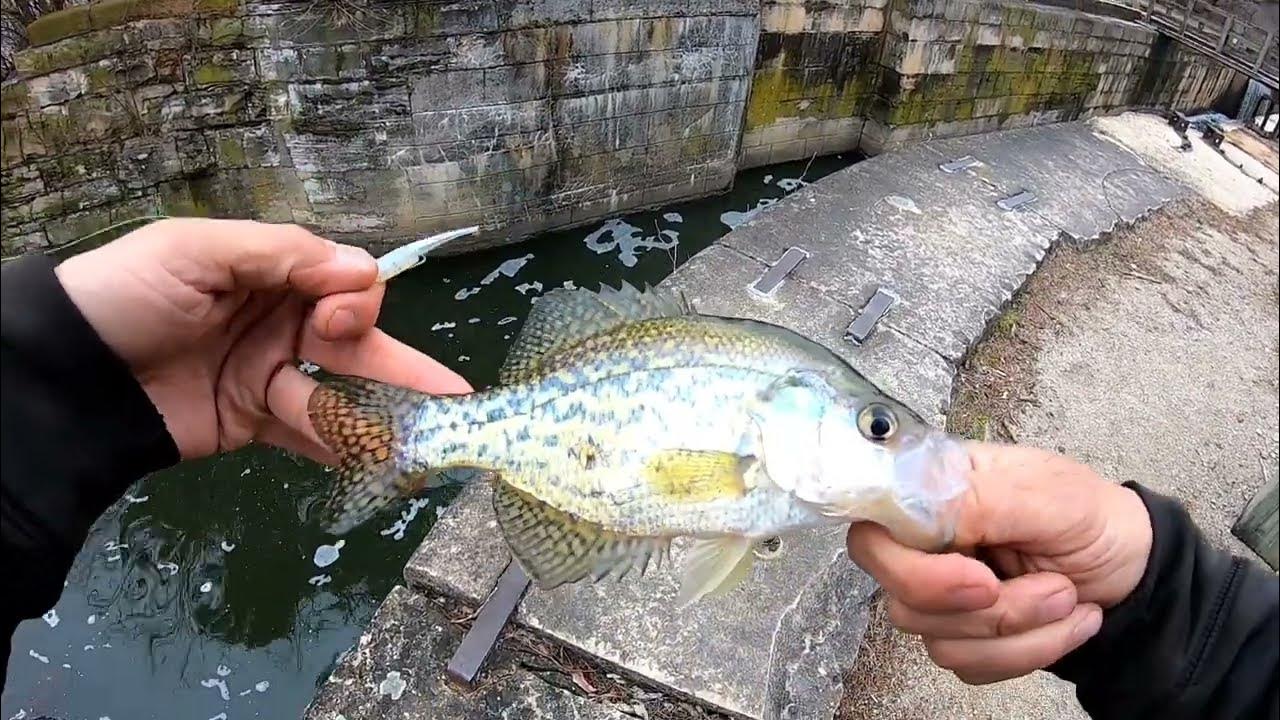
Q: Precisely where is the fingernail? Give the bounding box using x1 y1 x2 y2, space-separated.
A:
328 308 358 337
334 244 373 271
950 584 995 609
1038 588 1076 624
1071 607 1103 644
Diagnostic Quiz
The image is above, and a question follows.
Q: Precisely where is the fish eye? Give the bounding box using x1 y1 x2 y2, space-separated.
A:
857 403 898 442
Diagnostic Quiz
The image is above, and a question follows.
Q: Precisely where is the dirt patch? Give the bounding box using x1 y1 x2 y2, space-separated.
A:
948 196 1277 443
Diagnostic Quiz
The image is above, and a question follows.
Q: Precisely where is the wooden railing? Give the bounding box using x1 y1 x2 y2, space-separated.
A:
1105 0 1279 89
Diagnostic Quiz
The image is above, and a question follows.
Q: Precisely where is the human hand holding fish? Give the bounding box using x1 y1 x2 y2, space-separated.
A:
847 442 1154 685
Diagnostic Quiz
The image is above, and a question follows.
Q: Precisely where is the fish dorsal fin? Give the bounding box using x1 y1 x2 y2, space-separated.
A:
491 480 670 588
498 282 692 384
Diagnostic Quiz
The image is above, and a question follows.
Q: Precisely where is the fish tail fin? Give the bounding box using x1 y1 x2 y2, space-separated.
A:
307 376 440 535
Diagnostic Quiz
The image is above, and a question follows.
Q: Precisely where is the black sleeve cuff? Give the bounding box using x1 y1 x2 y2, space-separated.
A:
2 253 180 618
1048 481 1279 720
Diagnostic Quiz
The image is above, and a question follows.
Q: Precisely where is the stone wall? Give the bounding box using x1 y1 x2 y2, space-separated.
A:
0 0 1248 255
740 0 1244 163
1 0 756 254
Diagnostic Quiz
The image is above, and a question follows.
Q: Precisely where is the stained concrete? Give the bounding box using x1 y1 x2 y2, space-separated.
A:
304 585 629 720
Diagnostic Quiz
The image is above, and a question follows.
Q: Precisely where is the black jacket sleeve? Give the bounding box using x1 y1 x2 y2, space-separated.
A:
1 254 179 687
1049 481 1279 720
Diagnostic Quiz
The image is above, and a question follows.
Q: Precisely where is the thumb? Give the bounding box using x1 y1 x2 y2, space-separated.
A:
154 218 378 296
952 441 1110 552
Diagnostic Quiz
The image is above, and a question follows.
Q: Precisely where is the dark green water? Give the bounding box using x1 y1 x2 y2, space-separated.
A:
1 154 857 720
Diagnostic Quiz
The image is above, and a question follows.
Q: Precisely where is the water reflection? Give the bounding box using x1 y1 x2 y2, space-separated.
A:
2 155 857 719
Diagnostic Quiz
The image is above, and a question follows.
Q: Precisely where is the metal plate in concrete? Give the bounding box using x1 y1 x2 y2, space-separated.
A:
923 121 1190 243
406 244 951 720
304 585 627 720
717 138 1063 363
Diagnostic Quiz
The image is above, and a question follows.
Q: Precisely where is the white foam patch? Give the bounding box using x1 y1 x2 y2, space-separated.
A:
200 677 230 701
430 322 456 331
582 219 677 267
216 664 231 677
84 644 95 651
379 498 432 541
458 355 471 362
777 177 806 191
124 494 149 504
720 198 778 230
61 663 71 669
379 670 407 700
8 710 27 720
104 540 127 552
454 253 535 300
209 714 227 720
105 553 121 563
41 610 59 628
255 680 270 693
308 574 332 587
199 581 213 593
86 614 96 625
467 317 481 324
313 539 345 568
515 281 543 295
29 650 49 664
220 541 235 552
157 562 179 576
763 174 774 184
497 316 518 325
562 280 577 289
663 212 683 223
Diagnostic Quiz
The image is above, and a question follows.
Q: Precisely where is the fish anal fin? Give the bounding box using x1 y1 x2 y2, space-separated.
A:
491 480 668 589
676 536 754 607
644 450 753 503
498 282 692 385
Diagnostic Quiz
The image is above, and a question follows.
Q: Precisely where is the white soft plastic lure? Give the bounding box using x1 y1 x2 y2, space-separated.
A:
374 226 479 283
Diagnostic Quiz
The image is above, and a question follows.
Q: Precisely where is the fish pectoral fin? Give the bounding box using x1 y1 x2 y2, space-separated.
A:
491 480 669 589
644 450 755 502
676 536 754 607
308 376 442 535
498 282 692 384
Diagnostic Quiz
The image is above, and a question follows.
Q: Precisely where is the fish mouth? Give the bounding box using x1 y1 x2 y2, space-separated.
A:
886 433 971 551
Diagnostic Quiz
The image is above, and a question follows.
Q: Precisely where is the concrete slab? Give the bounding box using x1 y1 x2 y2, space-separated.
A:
923 122 1189 243
716 138 1062 363
406 244 949 720
1087 111 1279 216
303 585 628 720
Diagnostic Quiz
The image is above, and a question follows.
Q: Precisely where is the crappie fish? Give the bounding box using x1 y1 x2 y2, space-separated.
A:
308 282 969 605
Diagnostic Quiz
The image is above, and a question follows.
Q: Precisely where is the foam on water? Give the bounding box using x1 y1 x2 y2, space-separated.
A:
86 614 96 625
313 540 345 568
157 561 179 576
430 322 456 331
41 609 59 628
124 494 149 504
28 650 48 664
454 253 535 300
254 680 270 692
663 212 683 223
720 197 778 229
582 218 678 267
200 677 230 701
497 316 517 325
199 581 213 593
776 177 805 191
308 574 332 587
379 498 433 541
515 281 543 295
216 664 231 677
220 541 236 552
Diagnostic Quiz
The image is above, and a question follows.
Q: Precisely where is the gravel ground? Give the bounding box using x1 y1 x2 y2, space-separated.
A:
838 193 1280 719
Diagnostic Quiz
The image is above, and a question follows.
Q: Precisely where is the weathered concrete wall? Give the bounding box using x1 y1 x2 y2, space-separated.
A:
1 0 756 255
740 0 1246 163
0 0 1249 255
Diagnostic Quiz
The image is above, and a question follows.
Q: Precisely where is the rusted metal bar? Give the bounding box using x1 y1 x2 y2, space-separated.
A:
445 561 531 687
749 246 810 298
845 288 897 346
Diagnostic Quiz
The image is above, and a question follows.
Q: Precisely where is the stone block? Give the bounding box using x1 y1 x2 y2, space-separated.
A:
184 49 258 87
290 80 411 133
207 124 281 168
410 69 487 112
0 163 45 203
285 132 389 173
43 204 115 245
116 136 184 188
303 586 629 720
25 6 93 47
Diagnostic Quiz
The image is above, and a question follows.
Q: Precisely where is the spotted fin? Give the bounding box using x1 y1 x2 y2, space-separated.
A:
676 536 754 607
498 281 693 384
308 376 444 535
644 450 754 503
491 480 669 588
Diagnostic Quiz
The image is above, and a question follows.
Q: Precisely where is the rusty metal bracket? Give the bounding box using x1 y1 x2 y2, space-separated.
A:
445 560 530 687
845 287 897 345
749 246 809 298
